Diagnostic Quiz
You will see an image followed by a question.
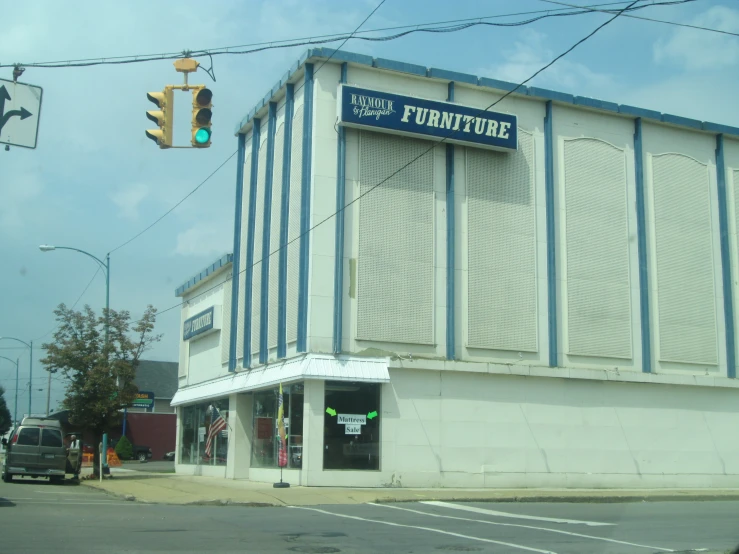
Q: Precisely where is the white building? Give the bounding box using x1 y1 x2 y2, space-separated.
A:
171 49 739 488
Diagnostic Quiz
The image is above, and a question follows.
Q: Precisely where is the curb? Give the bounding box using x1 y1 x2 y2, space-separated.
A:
375 493 739 504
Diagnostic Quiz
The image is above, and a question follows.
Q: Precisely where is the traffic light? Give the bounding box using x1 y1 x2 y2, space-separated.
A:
191 86 212 148
145 86 174 148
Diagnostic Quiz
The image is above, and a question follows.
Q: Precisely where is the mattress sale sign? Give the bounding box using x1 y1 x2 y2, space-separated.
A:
338 85 517 151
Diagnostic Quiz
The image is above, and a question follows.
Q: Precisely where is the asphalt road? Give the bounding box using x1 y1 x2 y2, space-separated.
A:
1 477 738 553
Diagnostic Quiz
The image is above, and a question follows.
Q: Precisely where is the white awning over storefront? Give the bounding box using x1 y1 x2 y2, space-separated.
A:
170 354 390 407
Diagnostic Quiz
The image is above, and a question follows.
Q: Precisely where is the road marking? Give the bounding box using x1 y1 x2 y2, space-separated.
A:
421 501 614 526
369 503 675 552
33 491 105 495
289 506 557 554
7 501 148 506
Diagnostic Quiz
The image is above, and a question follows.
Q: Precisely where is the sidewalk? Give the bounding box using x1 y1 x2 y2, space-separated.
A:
79 469 739 507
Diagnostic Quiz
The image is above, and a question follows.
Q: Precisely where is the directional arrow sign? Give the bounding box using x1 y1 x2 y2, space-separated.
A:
0 79 43 149
367 411 378 420
325 407 337 417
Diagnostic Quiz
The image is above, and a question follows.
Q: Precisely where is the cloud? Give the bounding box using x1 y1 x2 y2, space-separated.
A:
0 170 43 230
174 223 231 258
111 183 149 220
476 29 616 100
654 6 739 71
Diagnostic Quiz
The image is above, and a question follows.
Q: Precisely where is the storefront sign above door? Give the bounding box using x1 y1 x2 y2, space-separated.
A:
338 85 517 152
183 305 221 341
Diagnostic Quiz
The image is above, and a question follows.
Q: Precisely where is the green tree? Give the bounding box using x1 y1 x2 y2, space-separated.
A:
41 303 161 475
0 386 12 436
114 435 134 460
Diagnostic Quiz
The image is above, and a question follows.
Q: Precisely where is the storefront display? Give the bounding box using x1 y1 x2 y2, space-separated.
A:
179 399 228 466
251 383 304 468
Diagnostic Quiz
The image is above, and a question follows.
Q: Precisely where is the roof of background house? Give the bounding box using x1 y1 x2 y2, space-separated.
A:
135 360 178 400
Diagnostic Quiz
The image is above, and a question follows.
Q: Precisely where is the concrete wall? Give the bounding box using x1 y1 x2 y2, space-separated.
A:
294 367 739 489
179 271 230 388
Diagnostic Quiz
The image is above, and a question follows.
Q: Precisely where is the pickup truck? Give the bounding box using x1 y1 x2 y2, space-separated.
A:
108 438 153 462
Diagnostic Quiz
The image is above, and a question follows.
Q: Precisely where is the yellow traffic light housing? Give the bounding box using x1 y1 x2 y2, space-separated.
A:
191 86 212 148
145 86 174 148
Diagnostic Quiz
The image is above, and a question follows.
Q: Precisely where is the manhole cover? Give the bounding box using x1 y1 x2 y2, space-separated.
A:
435 546 483 552
288 545 341 554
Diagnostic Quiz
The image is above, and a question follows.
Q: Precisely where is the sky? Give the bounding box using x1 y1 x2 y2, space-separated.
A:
1 0 737 417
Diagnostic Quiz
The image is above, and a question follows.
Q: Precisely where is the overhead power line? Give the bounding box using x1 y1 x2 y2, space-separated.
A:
542 0 739 37
0 0 700 70
151 0 643 321
106 0 387 256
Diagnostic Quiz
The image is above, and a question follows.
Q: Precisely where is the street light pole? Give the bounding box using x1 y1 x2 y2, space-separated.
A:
0 338 32 417
0 355 20 424
39 245 110 344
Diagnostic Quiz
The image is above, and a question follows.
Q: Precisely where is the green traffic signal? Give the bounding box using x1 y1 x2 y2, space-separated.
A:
194 127 211 144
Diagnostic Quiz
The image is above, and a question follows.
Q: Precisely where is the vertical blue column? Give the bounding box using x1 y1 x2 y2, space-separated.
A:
297 63 314 353
716 134 736 378
332 63 348 354
228 133 247 372
243 118 261 367
278 84 295 359
544 101 558 368
259 103 277 364
446 81 456 361
634 118 652 373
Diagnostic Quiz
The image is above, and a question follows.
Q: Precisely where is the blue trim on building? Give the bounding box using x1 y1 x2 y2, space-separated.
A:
235 50 739 141
478 77 528 94
373 57 427 76
277 84 295 359
446 81 456 361
634 118 652 374
175 254 234 297
716 134 736 379
618 105 662 120
332 63 348 355
529 87 574 105
297 63 314 352
243 118 261 367
544 101 558 368
429 68 477 85
259 103 277 364
573 96 619 113
227 138 247 372
661 113 702 130
704 122 739 135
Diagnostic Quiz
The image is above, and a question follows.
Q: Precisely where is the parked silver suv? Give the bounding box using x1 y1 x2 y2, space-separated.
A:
2 417 67 483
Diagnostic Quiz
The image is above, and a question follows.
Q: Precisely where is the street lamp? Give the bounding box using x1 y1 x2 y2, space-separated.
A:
0 355 19 424
39 245 110 345
0 337 32 417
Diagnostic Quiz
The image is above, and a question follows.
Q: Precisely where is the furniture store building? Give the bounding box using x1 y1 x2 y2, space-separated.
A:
170 48 739 488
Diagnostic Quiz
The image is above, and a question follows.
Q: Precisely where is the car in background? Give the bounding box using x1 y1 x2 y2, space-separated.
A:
107 438 153 462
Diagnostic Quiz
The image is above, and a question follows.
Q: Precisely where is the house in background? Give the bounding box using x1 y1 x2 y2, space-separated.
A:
129 360 178 414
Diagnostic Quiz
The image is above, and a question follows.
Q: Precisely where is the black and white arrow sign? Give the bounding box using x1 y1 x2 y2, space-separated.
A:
0 79 43 149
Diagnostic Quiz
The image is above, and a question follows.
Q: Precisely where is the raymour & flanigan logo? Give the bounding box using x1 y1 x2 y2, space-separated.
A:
350 93 395 120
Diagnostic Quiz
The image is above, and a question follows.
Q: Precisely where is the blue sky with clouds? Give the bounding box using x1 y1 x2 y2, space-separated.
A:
1 0 737 415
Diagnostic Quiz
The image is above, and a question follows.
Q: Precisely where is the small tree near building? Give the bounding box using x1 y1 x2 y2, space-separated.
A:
114 435 134 460
42 303 161 475
0 386 12 436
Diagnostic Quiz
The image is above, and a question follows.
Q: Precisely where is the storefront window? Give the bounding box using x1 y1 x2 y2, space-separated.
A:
323 382 380 470
179 399 229 466
251 383 304 469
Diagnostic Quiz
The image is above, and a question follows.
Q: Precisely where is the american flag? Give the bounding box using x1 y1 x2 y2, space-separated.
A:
277 383 287 467
205 406 227 458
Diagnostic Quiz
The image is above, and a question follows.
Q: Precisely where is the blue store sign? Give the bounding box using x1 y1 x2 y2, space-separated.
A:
338 85 517 151
183 306 215 341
